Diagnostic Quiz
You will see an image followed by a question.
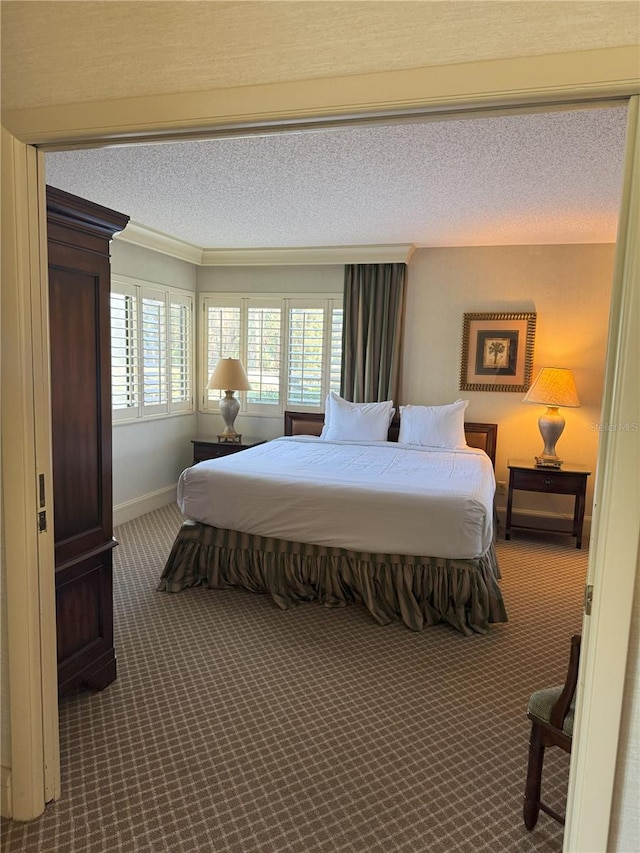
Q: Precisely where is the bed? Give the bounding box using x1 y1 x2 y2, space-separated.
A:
158 410 506 636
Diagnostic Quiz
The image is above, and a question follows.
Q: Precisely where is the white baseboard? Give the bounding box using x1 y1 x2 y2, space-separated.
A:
1 766 12 819
495 505 592 540
113 485 177 527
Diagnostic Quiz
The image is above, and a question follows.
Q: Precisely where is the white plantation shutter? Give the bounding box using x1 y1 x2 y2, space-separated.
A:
287 306 324 406
111 286 140 417
111 276 194 420
204 303 241 403
142 290 168 411
329 305 343 394
246 304 281 408
170 294 193 411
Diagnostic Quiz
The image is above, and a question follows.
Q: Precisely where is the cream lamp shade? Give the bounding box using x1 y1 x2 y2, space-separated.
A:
523 367 580 467
207 358 251 438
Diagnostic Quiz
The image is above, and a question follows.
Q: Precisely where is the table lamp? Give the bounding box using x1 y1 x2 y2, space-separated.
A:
207 358 251 440
523 367 580 468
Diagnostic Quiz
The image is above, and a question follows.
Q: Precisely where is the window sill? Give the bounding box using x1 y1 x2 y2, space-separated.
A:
113 409 195 426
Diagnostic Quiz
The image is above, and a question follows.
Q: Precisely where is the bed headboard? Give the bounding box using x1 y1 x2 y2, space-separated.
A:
284 410 498 468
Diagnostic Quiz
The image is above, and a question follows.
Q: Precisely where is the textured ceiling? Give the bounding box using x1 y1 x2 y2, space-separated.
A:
44 106 627 250
2 1 638 110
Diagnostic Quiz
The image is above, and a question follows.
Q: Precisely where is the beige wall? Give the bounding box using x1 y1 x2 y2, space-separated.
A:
111 239 197 291
2 2 637 112
404 244 614 522
196 264 343 295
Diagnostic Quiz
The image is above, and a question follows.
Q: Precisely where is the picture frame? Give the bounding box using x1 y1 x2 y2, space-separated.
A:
460 312 536 392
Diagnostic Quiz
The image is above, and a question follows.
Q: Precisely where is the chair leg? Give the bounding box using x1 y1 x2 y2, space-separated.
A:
524 722 545 830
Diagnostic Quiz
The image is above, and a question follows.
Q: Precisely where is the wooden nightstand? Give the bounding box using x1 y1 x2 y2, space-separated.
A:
191 439 264 465
505 459 591 549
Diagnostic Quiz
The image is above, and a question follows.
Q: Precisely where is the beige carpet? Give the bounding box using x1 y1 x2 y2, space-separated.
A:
2 504 587 853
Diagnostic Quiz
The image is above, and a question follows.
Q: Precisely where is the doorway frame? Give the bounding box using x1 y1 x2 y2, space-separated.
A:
1 132 60 820
2 48 638 850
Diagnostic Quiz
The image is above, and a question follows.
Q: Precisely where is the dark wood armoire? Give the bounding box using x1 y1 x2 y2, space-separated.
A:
46 187 129 697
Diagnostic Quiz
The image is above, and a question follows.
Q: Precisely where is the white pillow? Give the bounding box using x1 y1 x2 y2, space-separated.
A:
398 400 469 449
319 393 333 438
322 392 395 442
320 392 378 437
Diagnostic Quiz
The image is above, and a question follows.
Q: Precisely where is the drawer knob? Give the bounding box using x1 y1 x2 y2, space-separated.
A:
544 478 553 486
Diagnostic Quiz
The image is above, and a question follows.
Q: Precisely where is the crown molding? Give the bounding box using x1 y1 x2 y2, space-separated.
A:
201 244 416 266
114 222 415 266
6 47 638 146
114 221 204 264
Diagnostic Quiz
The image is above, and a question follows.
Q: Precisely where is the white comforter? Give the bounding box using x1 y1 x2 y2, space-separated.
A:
177 436 496 559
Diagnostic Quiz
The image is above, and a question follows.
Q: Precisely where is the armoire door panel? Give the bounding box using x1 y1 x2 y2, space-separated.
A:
47 185 129 697
55 550 115 695
49 267 103 548
56 560 106 660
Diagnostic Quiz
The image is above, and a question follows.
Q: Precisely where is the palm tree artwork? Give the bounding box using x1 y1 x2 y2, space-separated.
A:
487 339 506 365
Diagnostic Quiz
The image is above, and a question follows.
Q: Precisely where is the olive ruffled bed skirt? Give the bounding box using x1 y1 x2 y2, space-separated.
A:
157 521 507 636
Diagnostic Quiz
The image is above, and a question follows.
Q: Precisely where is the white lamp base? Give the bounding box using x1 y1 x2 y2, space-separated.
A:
535 406 565 468
219 390 240 437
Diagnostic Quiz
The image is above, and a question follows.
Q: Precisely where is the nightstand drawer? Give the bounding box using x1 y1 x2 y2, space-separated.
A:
511 470 586 494
191 439 265 465
192 443 243 464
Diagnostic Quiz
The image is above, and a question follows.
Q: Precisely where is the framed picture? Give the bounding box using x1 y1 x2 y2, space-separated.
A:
460 312 536 392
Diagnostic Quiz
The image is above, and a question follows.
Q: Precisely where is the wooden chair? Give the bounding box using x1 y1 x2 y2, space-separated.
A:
523 634 581 830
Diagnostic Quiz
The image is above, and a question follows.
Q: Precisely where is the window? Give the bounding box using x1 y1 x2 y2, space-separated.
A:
142 292 167 406
329 307 343 396
288 306 323 406
111 287 140 412
170 299 193 406
111 276 194 421
247 305 282 405
201 294 343 415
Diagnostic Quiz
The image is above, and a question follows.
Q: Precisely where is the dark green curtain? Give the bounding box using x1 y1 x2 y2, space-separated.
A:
340 263 406 403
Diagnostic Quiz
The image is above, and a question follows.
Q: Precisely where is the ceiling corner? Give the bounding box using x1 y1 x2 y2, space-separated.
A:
115 221 204 265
